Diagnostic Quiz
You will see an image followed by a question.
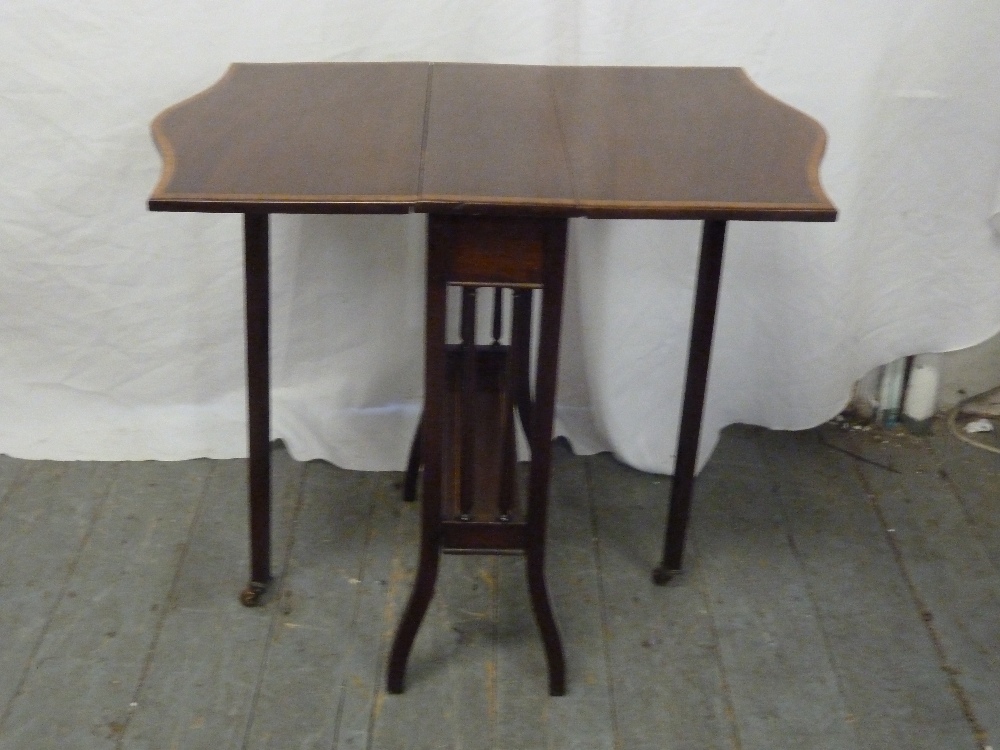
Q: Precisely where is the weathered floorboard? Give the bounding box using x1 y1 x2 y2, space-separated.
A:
0 424 994 749
493 554 548 750
328 472 415 750
692 427 861 750
845 427 997 748
0 462 118 721
119 450 305 750
760 426 975 750
587 451 735 750
544 446 616 750
244 459 380 749
0 460 212 750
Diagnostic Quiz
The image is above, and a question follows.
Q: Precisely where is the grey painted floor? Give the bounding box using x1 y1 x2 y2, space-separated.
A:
0 422 997 749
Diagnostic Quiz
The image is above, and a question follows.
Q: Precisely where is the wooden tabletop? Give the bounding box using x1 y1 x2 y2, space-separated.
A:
149 62 836 221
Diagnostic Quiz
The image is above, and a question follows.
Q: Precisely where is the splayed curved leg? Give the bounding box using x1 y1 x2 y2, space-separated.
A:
526 547 566 695
386 543 440 694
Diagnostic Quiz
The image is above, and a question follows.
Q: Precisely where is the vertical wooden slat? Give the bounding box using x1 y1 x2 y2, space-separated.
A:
459 286 478 519
491 287 504 345
496 287 516 521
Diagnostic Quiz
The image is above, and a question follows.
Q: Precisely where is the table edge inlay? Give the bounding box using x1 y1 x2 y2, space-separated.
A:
734 69 835 215
148 196 837 221
149 64 240 206
149 62 838 219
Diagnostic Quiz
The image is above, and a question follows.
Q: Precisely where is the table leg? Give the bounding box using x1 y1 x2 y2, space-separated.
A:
240 212 272 606
653 219 727 585
512 288 534 430
387 223 448 693
525 228 569 696
402 417 422 503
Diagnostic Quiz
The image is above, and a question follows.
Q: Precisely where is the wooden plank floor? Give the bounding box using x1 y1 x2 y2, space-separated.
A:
0 422 996 749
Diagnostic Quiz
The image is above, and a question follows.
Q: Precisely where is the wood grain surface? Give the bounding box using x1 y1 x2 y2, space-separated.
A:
3 427 997 748
149 62 836 220
150 63 429 212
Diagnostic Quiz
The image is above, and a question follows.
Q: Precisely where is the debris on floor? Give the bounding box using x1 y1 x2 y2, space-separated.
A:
963 418 995 434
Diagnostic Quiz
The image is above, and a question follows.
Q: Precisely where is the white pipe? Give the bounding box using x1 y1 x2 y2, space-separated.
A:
902 353 940 422
878 357 907 425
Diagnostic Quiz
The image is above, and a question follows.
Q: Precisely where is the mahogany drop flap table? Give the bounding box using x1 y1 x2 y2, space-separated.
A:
149 62 836 696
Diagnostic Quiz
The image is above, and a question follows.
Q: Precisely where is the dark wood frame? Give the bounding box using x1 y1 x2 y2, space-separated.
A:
386 215 568 695
148 61 837 693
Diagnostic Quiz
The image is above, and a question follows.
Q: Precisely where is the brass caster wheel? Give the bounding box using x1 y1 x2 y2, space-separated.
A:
239 582 268 607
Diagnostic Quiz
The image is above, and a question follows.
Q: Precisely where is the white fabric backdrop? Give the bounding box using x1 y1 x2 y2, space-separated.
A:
1 1 998 473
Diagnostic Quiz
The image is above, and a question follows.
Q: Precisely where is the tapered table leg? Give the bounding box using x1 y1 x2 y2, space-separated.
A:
653 219 727 585
240 212 272 606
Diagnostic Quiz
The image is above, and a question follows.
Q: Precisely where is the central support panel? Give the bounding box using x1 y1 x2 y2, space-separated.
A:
387 214 568 696
440 343 525 553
